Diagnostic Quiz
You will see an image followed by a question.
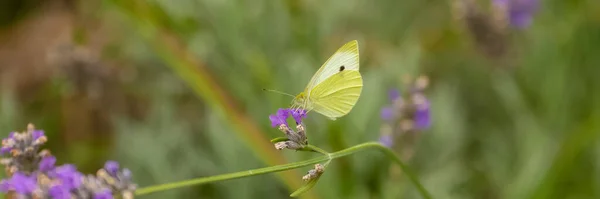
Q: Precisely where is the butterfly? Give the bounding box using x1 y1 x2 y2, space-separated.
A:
289 40 363 120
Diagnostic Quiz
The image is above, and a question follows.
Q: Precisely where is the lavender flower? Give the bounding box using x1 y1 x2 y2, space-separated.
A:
493 0 539 29
388 89 401 101
104 161 120 176
380 106 395 121
94 189 114 199
378 76 431 148
39 156 56 172
0 124 137 198
269 108 290 127
51 164 84 190
413 94 432 130
7 172 37 194
49 184 72 199
94 161 137 197
290 109 307 125
269 108 308 150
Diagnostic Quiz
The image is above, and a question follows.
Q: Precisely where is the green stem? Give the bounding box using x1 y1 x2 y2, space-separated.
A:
135 142 432 199
302 144 330 155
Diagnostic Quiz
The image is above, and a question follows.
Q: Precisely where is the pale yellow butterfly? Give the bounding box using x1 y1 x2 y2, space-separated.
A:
290 40 363 120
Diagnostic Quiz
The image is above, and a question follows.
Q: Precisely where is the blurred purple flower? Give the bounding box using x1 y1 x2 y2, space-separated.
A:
0 180 10 192
0 124 137 198
0 146 11 154
94 189 114 199
49 184 72 199
104 161 120 176
388 89 400 101
379 134 394 148
493 0 539 28
414 96 431 130
1 133 15 155
52 164 83 190
415 108 431 130
39 156 56 172
8 172 37 194
32 130 45 140
380 106 395 121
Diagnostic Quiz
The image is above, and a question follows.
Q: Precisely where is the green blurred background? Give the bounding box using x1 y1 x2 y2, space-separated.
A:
1 0 600 198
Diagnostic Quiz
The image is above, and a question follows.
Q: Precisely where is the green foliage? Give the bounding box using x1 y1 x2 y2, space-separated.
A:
1 0 600 198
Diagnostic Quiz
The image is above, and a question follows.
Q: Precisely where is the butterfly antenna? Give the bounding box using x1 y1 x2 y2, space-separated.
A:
262 89 296 98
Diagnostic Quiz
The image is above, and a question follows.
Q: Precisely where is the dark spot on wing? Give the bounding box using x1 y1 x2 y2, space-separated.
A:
339 65 345 71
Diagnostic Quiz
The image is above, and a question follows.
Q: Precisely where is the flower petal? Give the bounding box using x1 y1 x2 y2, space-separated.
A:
388 89 400 101
39 156 57 172
269 109 290 127
290 109 307 124
380 106 395 121
104 161 120 176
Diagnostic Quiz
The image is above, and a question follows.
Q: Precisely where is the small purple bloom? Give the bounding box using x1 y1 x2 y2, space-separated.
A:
0 180 10 192
39 156 57 172
269 108 290 127
52 164 83 190
290 109 307 124
10 172 37 194
32 130 45 140
104 161 120 176
414 97 431 130
493 0 538 29
1 146 12 154
8 132 15 138
379 134 394 148
49 184 72 199
380 107 395 121
388 89 400 101
94 189 114 199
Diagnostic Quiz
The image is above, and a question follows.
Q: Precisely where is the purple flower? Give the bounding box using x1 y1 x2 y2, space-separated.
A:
414 96 431 130
379 134 394 148
32 130 45 140
380 106 395 121
9 172 37 194
493 0 538 29
104 161 119 176
269 108 290 127
0 146 11 154
51 164 83 190
290 109 307 124
39 156 57 172
94 189 114 199
0 180 10 192
49 184 72 199
388 89 400 101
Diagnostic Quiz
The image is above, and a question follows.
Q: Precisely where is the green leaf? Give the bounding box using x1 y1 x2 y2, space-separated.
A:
290 176 322 197
270 137 289 143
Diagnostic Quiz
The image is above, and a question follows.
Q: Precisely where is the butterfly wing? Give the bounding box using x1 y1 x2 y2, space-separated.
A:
305 40 360 95
309 69 363 120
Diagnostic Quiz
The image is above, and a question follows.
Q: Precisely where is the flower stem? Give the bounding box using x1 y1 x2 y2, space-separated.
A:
301 144 330 155
135 142 432 199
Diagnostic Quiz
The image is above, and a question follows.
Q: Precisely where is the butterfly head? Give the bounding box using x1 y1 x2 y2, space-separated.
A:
291 92 306 107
